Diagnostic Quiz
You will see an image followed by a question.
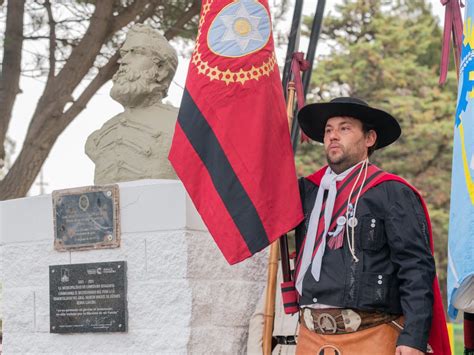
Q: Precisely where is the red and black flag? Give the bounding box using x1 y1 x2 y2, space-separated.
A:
169 0 303 264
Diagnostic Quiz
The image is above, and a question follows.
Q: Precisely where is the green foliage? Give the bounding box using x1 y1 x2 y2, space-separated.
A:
297 0 457 302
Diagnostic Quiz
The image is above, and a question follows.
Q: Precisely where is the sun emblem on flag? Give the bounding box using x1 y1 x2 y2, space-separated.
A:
208 0 270 56
191 0 276 85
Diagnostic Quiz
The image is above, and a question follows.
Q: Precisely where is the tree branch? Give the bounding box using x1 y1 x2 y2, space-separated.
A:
164 0 200 40
0 0 25 162
44 0 56 81
60 0 170 128
51 1 115 94
0 51 120 200
0 0 202 199
29 1 115 140
24 35 78 48
61 51 120 128
110 0 153 33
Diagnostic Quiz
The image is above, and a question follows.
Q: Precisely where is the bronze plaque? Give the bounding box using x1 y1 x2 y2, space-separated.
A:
53 185 120 251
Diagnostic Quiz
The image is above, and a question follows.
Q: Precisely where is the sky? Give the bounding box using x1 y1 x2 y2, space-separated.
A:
6 0 449 197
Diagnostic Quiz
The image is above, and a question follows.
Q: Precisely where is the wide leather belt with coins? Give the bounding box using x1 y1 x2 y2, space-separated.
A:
299 308 400 335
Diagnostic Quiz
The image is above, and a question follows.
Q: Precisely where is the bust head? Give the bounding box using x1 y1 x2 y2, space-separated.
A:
110 24 179 108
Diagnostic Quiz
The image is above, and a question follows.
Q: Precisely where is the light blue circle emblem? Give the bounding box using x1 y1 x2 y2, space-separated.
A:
207 0 271 57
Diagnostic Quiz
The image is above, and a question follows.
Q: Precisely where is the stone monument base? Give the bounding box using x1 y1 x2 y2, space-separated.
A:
0 180 267 354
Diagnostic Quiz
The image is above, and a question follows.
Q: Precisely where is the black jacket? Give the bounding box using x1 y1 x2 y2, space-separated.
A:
295 176 436 352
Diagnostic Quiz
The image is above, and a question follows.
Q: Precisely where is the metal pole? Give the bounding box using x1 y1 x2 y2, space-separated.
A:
291 0 326 148
282 0 304 97
280 0 305 285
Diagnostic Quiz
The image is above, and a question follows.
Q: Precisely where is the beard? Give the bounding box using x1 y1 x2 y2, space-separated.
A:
110 66 167 107
326 147 365 174
327 151 348 169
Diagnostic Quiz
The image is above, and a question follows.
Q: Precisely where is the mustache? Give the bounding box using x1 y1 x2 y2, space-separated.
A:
113 66 160 84
328 143 342 149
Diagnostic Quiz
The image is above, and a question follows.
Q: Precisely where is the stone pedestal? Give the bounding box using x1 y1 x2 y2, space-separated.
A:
0 180 267 354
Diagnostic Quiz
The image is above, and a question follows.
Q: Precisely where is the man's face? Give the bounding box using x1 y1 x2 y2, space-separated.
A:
110 40 164 107
323 116 376 173
118 41 156 74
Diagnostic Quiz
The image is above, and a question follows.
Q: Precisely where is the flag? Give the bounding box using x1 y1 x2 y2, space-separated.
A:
447 2 474 319
169 0 303 264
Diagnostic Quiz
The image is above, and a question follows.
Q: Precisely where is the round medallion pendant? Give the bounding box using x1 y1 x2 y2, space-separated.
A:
347 216 358 228
336 216 346 226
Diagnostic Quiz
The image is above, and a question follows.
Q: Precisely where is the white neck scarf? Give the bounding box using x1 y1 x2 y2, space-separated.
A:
295 163 361 295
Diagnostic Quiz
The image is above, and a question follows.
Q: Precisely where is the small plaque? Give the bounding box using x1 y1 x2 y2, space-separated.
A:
53 185 120 251
49 261 127 333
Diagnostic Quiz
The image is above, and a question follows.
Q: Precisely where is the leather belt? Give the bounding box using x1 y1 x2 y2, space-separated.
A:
299 308 400 335
272 335 297 345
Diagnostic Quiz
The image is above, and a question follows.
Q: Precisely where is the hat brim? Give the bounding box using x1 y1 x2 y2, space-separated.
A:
297 102 401 149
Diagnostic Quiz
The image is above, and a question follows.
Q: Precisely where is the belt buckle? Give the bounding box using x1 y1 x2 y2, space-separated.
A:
316 313 337 334
341 309 362 332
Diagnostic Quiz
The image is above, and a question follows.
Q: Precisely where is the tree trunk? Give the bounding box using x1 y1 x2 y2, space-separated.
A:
0 54 119 200
0 0 25 162
0 0 200 200
0 135 55 199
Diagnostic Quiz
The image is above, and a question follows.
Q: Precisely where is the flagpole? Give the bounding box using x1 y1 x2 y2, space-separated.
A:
282 0 305 99
453 41 460 81
280 0 305 285
262 2 326 353
291 0 326 147
262 82 298 355
262 242 279 355
261 0 305 352
301 0 326 94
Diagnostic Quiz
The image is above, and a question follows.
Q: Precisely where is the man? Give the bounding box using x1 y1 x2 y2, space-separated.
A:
292 97 450 354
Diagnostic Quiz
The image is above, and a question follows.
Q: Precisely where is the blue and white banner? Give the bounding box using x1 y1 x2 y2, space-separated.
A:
448 1 474 319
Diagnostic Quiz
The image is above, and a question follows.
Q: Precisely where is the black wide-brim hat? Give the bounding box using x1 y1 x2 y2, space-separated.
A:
298 97 401 149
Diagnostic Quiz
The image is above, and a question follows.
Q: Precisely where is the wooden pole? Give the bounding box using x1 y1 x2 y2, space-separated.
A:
453 38 460 81
262 82 297 355
286 82 297 130
262 241 279 355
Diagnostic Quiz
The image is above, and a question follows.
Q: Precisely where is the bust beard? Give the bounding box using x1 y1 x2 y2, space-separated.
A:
110 66 167 108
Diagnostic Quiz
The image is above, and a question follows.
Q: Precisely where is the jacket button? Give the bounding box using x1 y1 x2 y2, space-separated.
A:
313 297 318 303
378 275 383 279
378 280 383 285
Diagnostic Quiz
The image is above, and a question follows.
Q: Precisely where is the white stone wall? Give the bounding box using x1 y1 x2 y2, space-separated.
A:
0 180 267 354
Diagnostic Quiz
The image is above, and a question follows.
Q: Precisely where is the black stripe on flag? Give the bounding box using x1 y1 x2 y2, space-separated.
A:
178 89 269 254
